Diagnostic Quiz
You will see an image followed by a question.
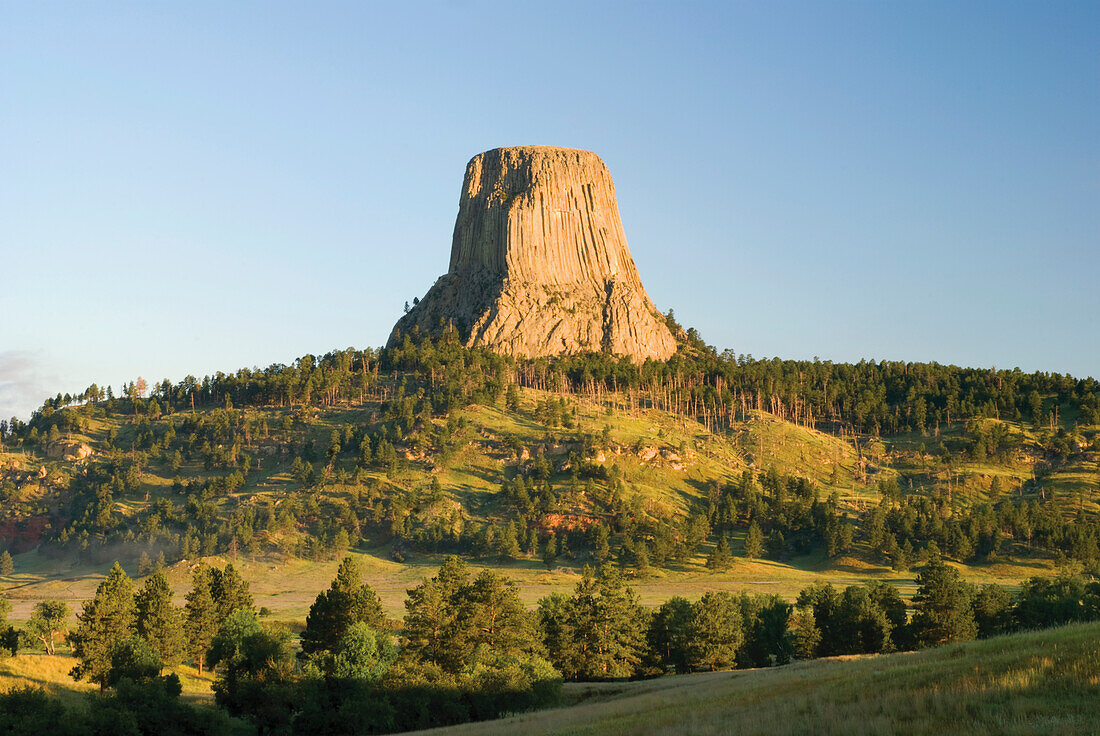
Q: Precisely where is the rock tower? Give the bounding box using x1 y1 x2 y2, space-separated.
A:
389 146 677 362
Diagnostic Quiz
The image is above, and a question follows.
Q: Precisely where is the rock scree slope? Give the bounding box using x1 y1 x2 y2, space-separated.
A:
389 146 677 361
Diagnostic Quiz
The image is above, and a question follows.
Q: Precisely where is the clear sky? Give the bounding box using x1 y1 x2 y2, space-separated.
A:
2 1 1098 421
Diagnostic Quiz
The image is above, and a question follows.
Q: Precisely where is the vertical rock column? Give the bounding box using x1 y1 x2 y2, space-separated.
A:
389 146 677 362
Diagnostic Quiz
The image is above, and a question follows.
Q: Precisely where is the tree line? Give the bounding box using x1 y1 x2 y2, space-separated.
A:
6 323 1098 449
3 555 1100 735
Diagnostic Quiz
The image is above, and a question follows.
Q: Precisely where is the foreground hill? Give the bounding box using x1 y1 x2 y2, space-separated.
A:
405 621 1100 736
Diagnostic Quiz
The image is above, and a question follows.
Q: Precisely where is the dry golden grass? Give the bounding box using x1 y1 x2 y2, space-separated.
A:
403 622 1100 736
0 651 214 706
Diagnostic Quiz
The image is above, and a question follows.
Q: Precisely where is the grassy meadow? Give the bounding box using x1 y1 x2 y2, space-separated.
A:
402 622 1100 736
0 649 214 706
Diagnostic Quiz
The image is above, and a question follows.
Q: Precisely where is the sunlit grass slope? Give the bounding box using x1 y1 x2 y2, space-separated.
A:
0 651 214 705
404 621 1100 736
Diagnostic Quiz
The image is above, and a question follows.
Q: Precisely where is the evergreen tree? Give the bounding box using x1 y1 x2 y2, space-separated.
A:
911 555 977 647
300 556 385 657
543 533 558 569
536 593 577 677
0 593 15 657
736 592 792 667
593 524 611 563
647 596 694 674
706 536 734 570
400 555 468 670
633 543 650 576
789 606 822 659
766 529 787 558
184 567 219 674
972 583 1014 638
744 521 764 559
135 571 186 665
796 583 841 655
210 563 253 619
549 565 648 680
138 551 154 577
458 569 540 661
690 592 743 671
498 522 522 559
70 562 136 689
866 581 911 651
401 557 542 675
834 585 893 654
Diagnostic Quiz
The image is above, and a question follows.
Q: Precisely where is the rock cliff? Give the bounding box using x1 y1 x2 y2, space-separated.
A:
388 146 677 362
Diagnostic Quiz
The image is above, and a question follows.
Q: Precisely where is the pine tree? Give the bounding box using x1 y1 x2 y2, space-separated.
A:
543 533 558 569
571 565 648 679
689 592 743 671
70 562 136 689
766 529 786 558
498 522 522 559
0 593 13 657
593 524 611 563
536 592 578 677
211 563 253 618
911 555 977 647
633 543 650 576
789 606 822 659
300 556 385 657
502 383 519 411
400 555 469 670
647 596 694 674
744 521 764 559
185 567 219 674
135 571 185 665
706 536 734 570
989 475 1003 502
457 569 540 661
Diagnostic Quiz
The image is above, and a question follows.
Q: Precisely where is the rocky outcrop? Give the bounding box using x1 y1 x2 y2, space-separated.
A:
389 146 676 362
45 441 93 462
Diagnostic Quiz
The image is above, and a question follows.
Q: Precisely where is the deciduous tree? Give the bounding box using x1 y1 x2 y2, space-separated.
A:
27 601 69 655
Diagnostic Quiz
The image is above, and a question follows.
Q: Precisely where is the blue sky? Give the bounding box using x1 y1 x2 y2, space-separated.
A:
1 1 1097 420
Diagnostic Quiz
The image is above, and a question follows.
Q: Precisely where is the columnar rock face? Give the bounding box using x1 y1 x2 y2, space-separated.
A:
389 146 677 362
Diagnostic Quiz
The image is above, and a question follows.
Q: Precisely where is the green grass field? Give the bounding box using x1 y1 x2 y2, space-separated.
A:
401 622 1100 736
